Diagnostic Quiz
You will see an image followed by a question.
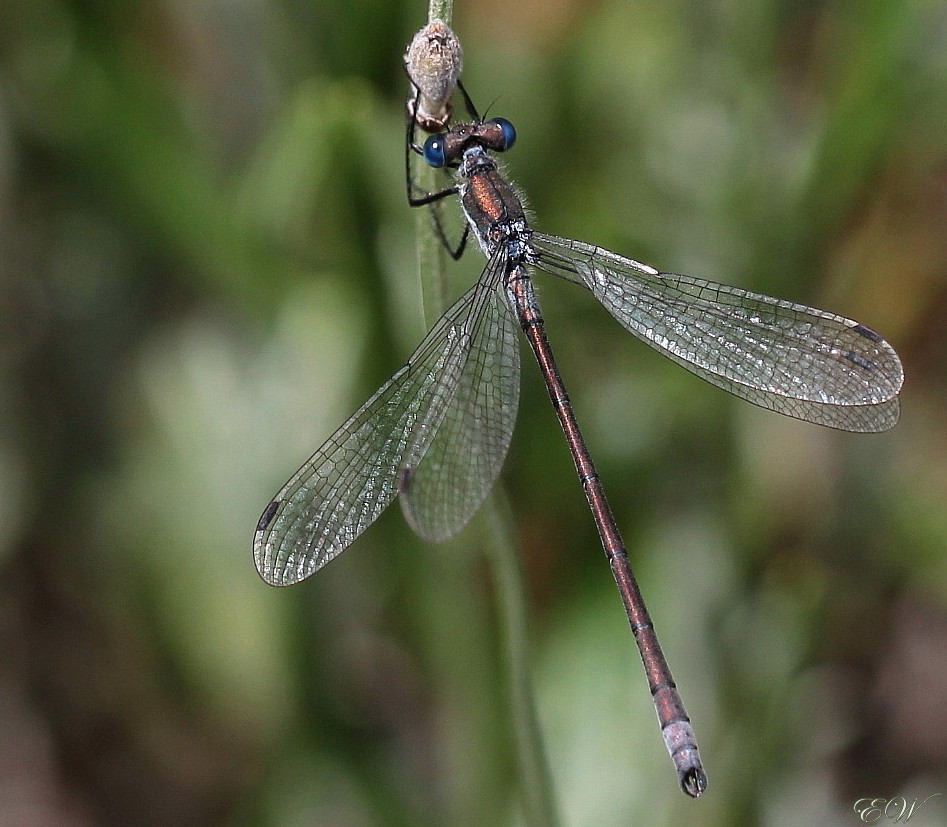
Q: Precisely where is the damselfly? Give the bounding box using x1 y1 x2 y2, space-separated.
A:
254 76 903 798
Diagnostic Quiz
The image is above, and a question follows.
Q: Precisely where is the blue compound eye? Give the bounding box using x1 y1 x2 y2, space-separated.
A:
487 117 516 151
423 134 448 168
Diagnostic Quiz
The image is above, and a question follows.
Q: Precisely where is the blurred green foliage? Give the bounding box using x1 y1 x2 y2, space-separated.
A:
1 0 946 825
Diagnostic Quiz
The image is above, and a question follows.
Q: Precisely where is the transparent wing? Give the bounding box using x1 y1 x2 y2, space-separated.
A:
401 258 520 542
254 260 504 586
532 233 903 433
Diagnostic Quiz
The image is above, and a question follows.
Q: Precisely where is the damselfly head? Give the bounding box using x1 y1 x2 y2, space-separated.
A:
422 118 517 168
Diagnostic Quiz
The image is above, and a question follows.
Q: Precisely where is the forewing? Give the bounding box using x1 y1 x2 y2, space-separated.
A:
254 284 485 586
401 259 520 542
532 234 903 433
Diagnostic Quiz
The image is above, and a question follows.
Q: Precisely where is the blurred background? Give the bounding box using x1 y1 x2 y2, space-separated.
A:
1 0 945 824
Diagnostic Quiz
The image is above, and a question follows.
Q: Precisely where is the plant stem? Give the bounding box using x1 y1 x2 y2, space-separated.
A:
428 0 453 21
481 490 561 826
408 7 560 822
